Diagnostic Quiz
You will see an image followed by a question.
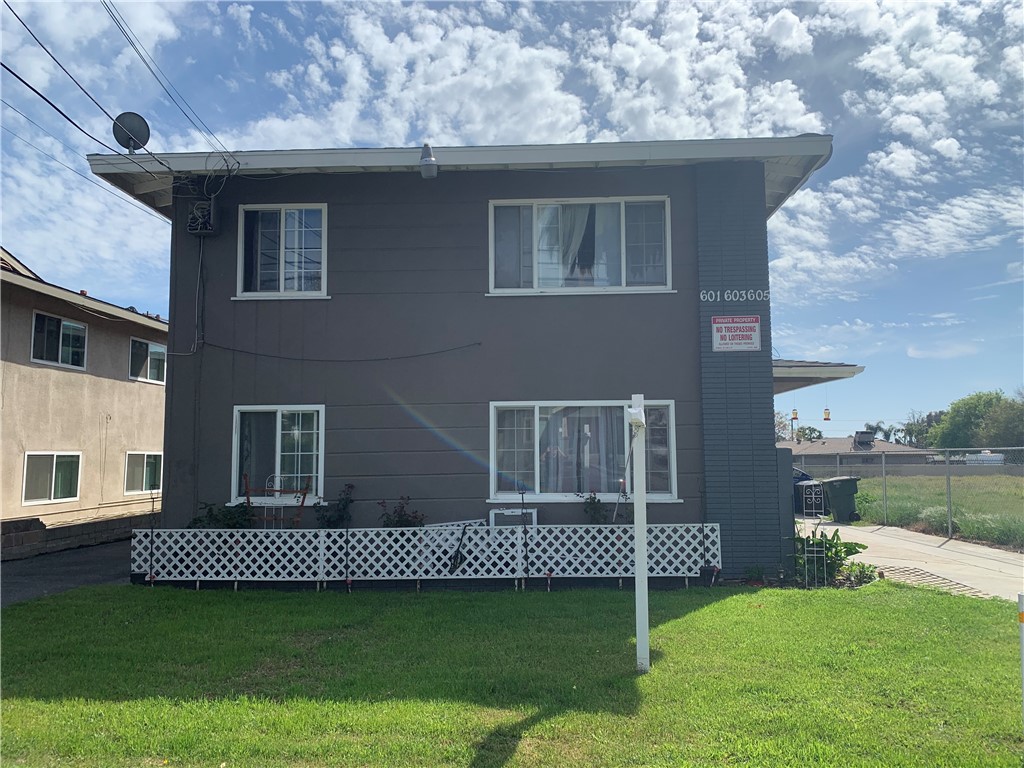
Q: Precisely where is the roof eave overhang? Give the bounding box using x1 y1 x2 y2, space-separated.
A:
772 363 865 395
0 271 168 332
86 134 833 220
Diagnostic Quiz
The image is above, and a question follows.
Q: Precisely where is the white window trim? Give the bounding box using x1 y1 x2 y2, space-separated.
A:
128 337 166 385
124 451 163 495
488 400 677 502
22 451 82 506
230 404 326 506
488 196 672 294
236 203 328 299
30 311 88 371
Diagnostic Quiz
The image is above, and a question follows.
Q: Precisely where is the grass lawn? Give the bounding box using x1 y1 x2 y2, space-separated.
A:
855 475 1024 549
2 582 1021 767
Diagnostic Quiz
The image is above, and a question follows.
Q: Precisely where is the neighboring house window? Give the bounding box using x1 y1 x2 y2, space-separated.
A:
23 452 81 504
31 312 87 368
490 401 675 499
238 205 327 297
125 452 162 494
490 198 670 292
129 338 166 384
232 405 324 504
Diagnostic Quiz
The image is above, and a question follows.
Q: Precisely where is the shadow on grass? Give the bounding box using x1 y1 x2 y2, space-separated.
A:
1 584 730 766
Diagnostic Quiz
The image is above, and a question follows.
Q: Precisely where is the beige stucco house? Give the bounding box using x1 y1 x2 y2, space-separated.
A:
1 247 167 537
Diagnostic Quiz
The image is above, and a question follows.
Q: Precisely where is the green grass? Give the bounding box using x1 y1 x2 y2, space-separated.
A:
855 475 1024 548
2 583 1021 767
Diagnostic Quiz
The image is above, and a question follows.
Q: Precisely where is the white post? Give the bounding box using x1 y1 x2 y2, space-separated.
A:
630 394 650 674
1019 593 1024 734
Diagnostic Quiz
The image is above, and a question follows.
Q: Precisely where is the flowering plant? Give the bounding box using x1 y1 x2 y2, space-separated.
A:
576 490 609 524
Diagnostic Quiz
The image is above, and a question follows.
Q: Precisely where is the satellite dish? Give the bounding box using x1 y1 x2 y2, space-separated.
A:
112 112 150 153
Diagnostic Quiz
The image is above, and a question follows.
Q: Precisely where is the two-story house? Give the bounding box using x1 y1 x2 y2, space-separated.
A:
1 247 168 556
89 136 835 577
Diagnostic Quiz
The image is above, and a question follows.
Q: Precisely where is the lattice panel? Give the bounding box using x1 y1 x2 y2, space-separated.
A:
130 524 722 582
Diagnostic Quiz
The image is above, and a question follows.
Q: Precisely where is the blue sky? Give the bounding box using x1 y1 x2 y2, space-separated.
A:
2 1 1021 436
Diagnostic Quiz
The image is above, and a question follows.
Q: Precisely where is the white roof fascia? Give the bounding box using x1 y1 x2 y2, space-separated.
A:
87 135 833 219
0 271 168 332
88 135 833 176
772 364 865 379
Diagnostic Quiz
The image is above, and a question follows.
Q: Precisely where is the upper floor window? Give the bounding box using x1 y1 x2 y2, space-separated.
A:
32 312 86 369
490 197 670 293
23 451 81 504
490 401 675 501
125 452 162 494
129 338 166 384
238 204 327 297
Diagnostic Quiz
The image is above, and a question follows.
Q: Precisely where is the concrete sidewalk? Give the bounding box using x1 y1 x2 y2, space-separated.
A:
799 519 1023 601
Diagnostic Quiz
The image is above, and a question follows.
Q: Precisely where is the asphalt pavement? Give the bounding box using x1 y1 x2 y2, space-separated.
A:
800 518 1023 601
1 539 131 607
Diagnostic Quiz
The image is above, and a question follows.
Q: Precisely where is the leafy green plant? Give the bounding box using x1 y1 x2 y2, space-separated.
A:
186 502 253 529
378 496 425 527
316 483 355 529
576 491 609 523
792 528 867 586
839 561 877 587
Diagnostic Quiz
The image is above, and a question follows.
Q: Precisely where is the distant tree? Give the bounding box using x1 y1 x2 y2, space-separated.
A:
796 426 823 441
863 421 895 441
927 391 1006 448
774 411 791 442
896 411 934 447
975 389 1024 447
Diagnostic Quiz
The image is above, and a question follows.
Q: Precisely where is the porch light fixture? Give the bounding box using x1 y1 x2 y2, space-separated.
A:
419 143 438 179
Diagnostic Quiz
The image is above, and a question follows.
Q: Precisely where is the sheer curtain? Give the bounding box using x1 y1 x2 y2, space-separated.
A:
560 204 591 282
539 406 624 494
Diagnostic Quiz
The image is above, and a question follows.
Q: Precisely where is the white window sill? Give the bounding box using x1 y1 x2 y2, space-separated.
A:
487 497 683 505
31 358 86 371
231 497 323 507
129 377 166 386
486 288 676 297
22 497 80 506
232 294 331 301
124 490 163 496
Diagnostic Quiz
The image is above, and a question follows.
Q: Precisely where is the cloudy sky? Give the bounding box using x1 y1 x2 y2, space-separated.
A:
2 1 1021 437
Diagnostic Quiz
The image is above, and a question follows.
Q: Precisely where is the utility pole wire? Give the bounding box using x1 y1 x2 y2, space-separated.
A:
2 125 170 224
2 0 175 175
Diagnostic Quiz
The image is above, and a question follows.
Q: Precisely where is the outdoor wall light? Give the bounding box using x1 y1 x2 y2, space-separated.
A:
419 143 438 179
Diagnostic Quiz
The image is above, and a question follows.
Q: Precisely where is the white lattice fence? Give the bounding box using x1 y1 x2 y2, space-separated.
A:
131 524 722 582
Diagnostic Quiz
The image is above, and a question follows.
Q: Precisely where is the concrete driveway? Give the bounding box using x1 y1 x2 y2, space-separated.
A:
1 539 131 607
800 518 1023 601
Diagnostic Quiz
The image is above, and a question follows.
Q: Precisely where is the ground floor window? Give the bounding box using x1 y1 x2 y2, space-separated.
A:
490 401 675 500
232 405 324 504
23 452 81 504
125 452 162 494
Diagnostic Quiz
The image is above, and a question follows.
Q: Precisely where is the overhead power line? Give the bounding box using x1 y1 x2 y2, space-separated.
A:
101 0 238 168
2 0 175 175
0 61 160 178
2 124 170 224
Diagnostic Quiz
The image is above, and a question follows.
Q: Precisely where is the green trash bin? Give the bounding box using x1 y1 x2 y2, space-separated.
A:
821 476 860 523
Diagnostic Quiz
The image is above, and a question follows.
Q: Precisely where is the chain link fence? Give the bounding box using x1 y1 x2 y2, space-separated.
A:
793 447 1024 549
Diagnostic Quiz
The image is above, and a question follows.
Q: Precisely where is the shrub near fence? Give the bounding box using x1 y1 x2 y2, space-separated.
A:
796 448 1023 550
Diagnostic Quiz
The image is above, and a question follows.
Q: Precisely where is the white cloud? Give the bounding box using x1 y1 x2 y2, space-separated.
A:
763 9 813 59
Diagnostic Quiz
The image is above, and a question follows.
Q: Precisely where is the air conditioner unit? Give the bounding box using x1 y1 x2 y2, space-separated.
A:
489 508 537 527
186 199 217 236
